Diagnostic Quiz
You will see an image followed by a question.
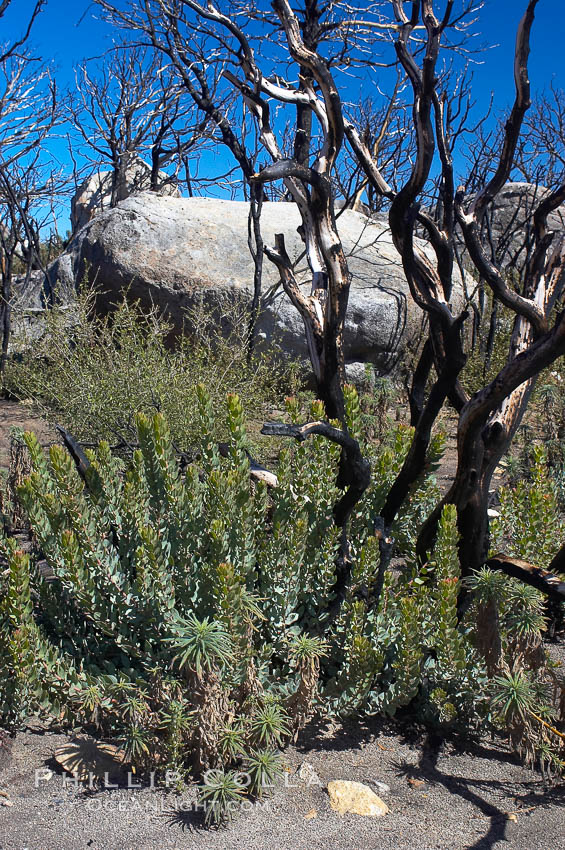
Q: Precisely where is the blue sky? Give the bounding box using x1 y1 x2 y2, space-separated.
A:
471 1 564 103
4 0 559 97
1 0 563 231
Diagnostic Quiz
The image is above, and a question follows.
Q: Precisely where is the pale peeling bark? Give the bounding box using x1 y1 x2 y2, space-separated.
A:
218 0 351 421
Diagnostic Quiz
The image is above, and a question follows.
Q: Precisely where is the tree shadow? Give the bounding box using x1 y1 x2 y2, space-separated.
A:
297 717 561 850
397 732 562 850
295 712 393 754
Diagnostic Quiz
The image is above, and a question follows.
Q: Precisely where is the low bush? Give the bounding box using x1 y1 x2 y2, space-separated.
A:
4 290 299 458
467 567 565 780
490 446 565 566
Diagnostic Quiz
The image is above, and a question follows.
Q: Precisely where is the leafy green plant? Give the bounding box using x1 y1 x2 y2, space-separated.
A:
198 769 246 826
158 697 192 773
491 670 563 776
243 749 284 798
466 563 563 772
167 614 233 676
249 701 291 748
5 290 297 458
218 722 247 762
490 445 565 567
466 567 507 676
286 634 328 738
2 383 561 821
357 372 398 441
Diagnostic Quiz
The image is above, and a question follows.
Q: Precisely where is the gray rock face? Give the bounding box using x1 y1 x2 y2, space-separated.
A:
8 269 75 346
466 182 565 272
50 193 469 374
70 159 180 232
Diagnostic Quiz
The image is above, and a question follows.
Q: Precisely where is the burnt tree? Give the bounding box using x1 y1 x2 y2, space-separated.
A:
96 0 565 610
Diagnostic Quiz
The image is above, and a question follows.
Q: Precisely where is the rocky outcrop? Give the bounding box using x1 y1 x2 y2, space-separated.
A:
461 182 565 273
8 269 75 345
50 193 471 376
70 158 180 232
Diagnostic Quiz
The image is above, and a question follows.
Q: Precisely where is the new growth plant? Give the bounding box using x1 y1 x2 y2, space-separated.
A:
0 386 506 823
467 567 565 777
490 445 565 567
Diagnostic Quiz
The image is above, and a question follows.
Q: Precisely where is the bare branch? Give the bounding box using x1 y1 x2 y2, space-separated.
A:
261 418 371 528
469 0 539 222
0 0 44 64
486 555 565 603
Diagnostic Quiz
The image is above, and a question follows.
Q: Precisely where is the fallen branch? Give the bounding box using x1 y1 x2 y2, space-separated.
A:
486 554 565 603
56 425 91 480
528 710 565 741
59 427 279 488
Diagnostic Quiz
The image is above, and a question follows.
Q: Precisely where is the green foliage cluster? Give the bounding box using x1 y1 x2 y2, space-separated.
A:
0 385 493 822
467 567 564 779
4 291 297 457
490 445 565 567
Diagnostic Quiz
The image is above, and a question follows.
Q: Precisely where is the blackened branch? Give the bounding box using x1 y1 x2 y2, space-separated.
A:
261 420 371 528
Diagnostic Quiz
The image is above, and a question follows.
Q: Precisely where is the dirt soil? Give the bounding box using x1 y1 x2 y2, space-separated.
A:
0 399 56 472
0 399 563 850
0 717 564 850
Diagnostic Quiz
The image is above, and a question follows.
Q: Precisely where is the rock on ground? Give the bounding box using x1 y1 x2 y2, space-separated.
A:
327 779 389 816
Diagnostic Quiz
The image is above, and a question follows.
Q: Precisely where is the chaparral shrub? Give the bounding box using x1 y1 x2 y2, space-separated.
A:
0 386 562 822
4 289 299 459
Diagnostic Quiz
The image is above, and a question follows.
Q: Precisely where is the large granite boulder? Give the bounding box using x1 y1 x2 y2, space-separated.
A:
50 193 469 375
462 182 565 273
70 158 181 233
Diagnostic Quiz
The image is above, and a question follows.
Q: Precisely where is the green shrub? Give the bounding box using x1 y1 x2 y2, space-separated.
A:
4 290 298 458
2 386 554 821
466 566 564 776
490 445 565 567
460 297 513 397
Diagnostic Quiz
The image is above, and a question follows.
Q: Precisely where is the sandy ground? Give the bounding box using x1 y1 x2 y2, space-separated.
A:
0 717 564 850
0 399 56 472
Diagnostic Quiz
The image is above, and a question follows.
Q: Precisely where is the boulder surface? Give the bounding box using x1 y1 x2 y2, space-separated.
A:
51 193 469 374
462 182 565 272
70 159 180 233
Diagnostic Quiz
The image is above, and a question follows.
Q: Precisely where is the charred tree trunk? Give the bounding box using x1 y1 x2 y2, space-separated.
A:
246 185 264 359
0 256 12 379
418 306 565 587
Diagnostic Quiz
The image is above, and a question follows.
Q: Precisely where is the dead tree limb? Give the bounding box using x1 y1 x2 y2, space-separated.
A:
261 420 370 528
486 555 565 603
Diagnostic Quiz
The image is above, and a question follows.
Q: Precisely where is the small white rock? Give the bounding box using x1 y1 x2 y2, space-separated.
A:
297 761 322 786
